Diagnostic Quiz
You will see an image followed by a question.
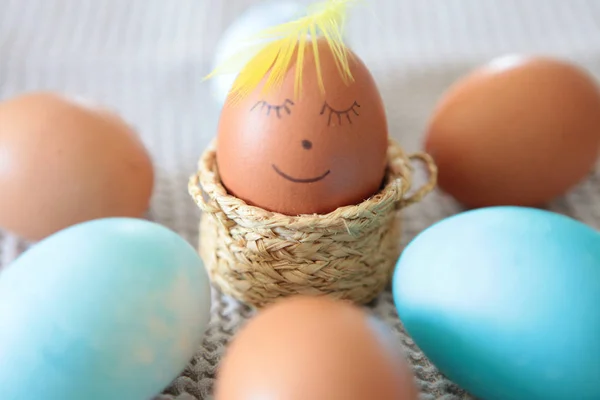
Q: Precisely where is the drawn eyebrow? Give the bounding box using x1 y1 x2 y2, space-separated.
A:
251 99 295 118
320 101 361 126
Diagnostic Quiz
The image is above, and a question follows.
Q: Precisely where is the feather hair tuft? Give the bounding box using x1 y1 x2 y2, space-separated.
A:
204 0 358 104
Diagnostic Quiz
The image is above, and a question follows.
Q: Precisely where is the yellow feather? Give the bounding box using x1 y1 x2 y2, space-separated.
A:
294 29 308 99
205 0 358 104
309 25 325 93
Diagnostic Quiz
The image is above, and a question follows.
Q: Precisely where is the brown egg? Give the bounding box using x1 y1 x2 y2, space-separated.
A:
424 55 600 208
214 296 419 400
217 38 388 215
0 92 154 241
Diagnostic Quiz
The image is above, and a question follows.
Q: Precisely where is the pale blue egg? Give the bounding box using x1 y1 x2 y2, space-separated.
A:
0 218 211 400
393 206 600 400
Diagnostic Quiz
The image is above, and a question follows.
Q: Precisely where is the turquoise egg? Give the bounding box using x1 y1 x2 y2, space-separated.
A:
392 206 600 400
0 218 211 400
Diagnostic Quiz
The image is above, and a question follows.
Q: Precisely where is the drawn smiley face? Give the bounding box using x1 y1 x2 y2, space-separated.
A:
217 38 389 216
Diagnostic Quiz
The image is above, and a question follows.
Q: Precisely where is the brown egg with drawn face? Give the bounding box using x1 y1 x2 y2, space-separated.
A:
217 38 389 215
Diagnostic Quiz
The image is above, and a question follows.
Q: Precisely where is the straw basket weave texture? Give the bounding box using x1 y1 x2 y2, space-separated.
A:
188 138 437 308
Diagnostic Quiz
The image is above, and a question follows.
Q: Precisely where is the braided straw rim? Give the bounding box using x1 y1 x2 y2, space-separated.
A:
188 138 437 307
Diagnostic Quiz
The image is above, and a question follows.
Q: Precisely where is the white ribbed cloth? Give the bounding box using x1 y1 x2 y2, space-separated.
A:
1 1 600 399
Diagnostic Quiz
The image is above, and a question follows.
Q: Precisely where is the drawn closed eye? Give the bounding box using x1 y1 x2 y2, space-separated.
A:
251 99 295 118
320 101 361 126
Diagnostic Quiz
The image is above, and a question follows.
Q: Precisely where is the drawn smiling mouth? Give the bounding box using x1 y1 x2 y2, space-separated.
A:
272 164 331 183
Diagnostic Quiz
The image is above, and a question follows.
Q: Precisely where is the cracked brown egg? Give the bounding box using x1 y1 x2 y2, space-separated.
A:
216 38 389 215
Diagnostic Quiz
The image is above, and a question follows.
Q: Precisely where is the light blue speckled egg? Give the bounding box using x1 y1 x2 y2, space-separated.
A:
393 206 600 400
0 218 211 400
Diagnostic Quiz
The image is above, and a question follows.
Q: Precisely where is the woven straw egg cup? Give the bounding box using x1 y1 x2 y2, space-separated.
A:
188 138 437 308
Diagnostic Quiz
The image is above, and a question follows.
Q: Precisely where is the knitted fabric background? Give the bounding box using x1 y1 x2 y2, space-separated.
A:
1 0 599 398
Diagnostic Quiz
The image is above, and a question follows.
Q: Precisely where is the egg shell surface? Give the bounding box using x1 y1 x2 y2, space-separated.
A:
217 38 389 215
0 92 154 241
0 218 211 400
393 206 600 400
214 296 418 400
424 55 600 208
